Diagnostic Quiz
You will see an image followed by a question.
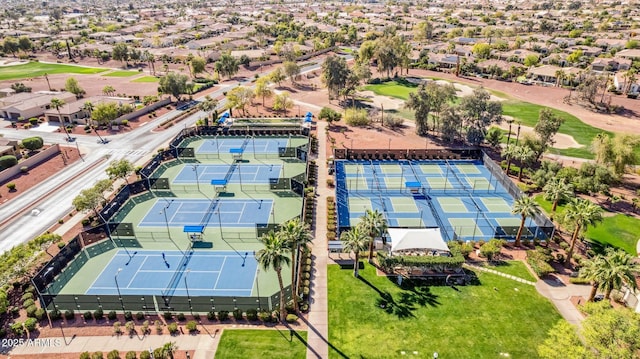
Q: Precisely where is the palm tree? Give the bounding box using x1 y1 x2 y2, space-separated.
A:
279 218 312 312
50 98 72 141
599 248 640 300
360 209 388 263
515 145 535 181
162 341 177 359
579 255 606 302
503 144 518 176
198 95 218 126
563 198 603 266
511 196 541 247
82 101 105 143
543 178 574 220
256 230 291 322
341 224 369 277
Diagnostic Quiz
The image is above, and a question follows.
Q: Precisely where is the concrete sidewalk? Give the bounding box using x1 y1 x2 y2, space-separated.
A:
7 332 220 358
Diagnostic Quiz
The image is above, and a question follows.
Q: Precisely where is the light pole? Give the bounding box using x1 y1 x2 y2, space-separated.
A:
256 267 261 311
515 122 522 147
115 268 125 312
216 207 223 239
192 164 200 192
184 269 192 315
98 212 132 263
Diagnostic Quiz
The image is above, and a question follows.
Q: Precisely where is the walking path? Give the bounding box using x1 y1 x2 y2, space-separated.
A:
7 332 220 358
464 263 589 326
463 263 536 286
305 121 330 359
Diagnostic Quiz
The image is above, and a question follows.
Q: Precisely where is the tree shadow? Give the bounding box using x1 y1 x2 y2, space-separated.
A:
358 275 440 320
297 315 350 358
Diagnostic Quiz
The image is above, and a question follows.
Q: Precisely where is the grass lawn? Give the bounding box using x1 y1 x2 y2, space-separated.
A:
102 70 140 77
328 264 560 358
585 214 640 255
362 80 417 100
215 329 308 359
481 260 537 282
132 75 160 83
0 62 106 80
534 195 638 255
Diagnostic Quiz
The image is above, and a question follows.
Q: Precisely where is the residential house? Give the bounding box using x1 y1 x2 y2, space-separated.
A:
499 49 540 64
428 53 462 70
616 49 640 60
43 96 135 125
527 65 570 85
613 71 640 94
566 45 603 57
591 57 632 72
0 138 19 157
0 91 76 121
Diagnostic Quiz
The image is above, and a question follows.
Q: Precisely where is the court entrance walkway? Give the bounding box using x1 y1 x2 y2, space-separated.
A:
305 121 330 359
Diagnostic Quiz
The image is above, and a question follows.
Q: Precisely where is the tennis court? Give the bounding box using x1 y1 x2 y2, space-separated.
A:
139 199 273 228
86 250 257 296
196 137 291 154
335 159 544 241
173 164 282 184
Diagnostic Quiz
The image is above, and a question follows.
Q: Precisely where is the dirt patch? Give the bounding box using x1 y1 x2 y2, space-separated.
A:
357 90 404 110
496 117 581 149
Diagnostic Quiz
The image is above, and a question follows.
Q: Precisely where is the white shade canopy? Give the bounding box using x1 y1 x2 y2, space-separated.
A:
388 228 449 253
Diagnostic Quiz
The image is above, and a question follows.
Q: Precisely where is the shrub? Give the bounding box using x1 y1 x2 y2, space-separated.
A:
113 322 122 335
218 310 229 321
50 309 62 321
176 312 186 321
135 312 144 320
326 178 334 187
24 317 38 331
91 352 104 359
286 314 299 323
125 321 135 334
35 308 46 320
246 308 258 321
383 115 404 129
526 249 555 277
21 292 34 302
258 311 273 322
233 309 243 321
124 311 133 321
80 352 91 359
167 322 178 335
10 322 24 336
344 108 370 127
193 313 200 320
154 320 163 334
57 241 66 248
186 320 198 332
108 310 117 320
22 136 44 151
139 352 150 359
94 308 104 320
125 351 137 359
22 298 35 309
207 311 216 321
83 311 93 321
25 304 37 317
107 350 121 359
0 155 18 170
65 309 75 320
163 312 172 320
141 320 150 334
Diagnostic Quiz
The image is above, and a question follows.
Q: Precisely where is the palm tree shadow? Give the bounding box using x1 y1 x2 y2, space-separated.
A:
358 276 440 319
296 316 350 358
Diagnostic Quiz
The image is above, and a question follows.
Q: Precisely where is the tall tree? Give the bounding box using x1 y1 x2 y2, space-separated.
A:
597 248 640 300
65 77 85 98
72 187 103 219
190 56 207 78
254 77 273 107
515 145 536 181
273 91 293 116
142 50 156 75
341 224 369 277
197 95 218 126
106 159 134 184
269 67 286 87
579 255 607 302
321 55 349 100
360 209 387 263
511 196 541 247
215 52 239 79
158 72 189 101
374 36 402 78
91 102 119 127
543 178 573 220
278 218 312 312
534 108 565 159
459 88 503 146
225 86 254 116
563 198 603 266
50 98 72 141
112 43 129 66
283 61 300 84
256 230 290 322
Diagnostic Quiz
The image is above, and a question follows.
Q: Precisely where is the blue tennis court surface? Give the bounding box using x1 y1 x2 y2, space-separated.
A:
173 164 282 184
86 250 257 296
196 138 290 154
139 199 272 228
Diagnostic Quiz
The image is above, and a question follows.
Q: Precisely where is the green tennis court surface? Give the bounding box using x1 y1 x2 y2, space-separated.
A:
466 177 493 191
345 164 365 174
390 198 419 212
346 178 369 190
419 164 443 174
379 164 403 174
481 198 513 212
456 163 482 174
449 218 481 237
438 198 469 213
348 197 372 212
427 177 457 189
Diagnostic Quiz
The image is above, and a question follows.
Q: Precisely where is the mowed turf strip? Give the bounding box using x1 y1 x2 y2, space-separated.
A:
0 62 106 80
215 329 308 358
328 264 560 358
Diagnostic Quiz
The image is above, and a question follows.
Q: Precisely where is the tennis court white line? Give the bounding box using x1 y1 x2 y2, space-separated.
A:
85 258 115 294
213 257 226 290
238 203 247 223
126 255 150 288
